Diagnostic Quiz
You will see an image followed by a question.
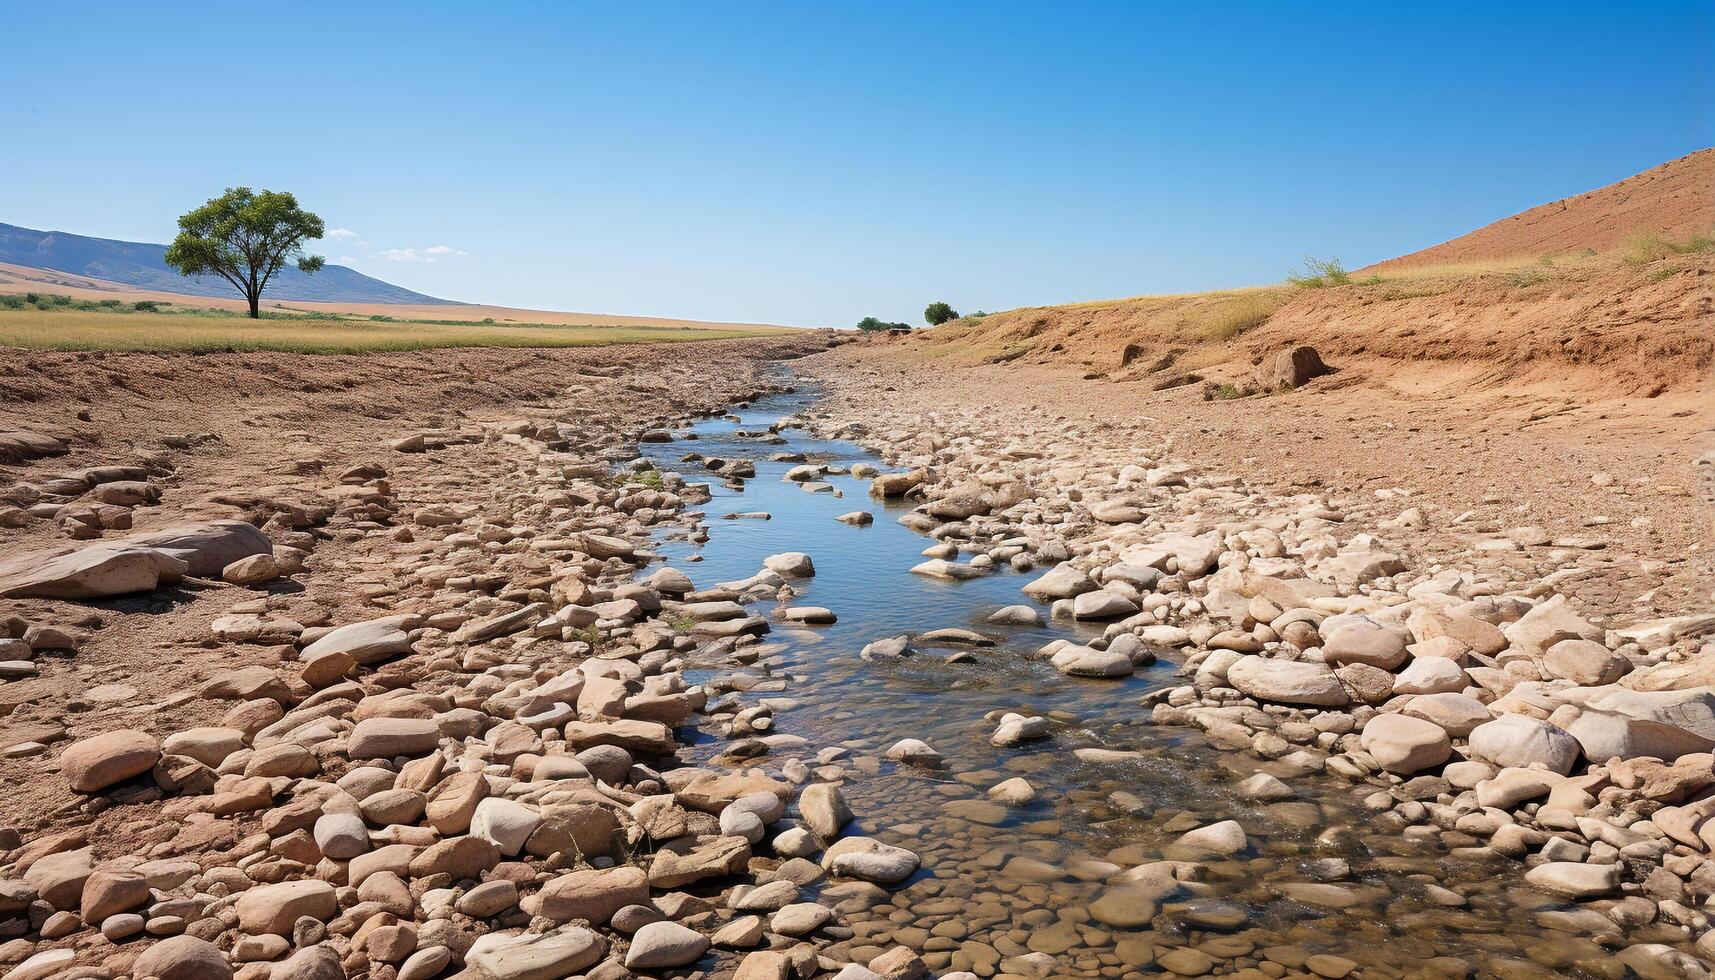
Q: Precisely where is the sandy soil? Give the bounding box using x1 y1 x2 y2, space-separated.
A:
0 334 830 827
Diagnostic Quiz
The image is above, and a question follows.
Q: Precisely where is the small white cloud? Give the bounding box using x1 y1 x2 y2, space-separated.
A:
335 255 355 264
378 245 468 262
325 227 360 241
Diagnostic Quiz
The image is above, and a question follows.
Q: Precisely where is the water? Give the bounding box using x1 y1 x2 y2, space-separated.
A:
635 386 1680 979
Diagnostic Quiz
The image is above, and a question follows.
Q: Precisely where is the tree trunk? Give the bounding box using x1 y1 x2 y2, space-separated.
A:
247 291 260 319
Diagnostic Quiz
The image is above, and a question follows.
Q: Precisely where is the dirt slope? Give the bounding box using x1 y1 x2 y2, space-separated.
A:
1370 148 1715 270
912 257 1712 400
0 261 796 331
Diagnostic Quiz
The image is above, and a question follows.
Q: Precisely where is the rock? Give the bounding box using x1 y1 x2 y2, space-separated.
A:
0 429 67 462
783 605 836 625
647 836 751 888
222 554 280 586
1072 590 1139 620
1360 714 1452 775
1401 692 1492 736
0 544 185 599
822 837 920 884
1504 595 1602 656
531 866 648 923
23 847 92 909
1255 345 1328 389
399 947 453 980
457 879 520 918
161 727 246 768
60 729 160 791
235 879 337 936
462 926 606 980
1 950 75 980
835 511 873 526
991 713 1051 747
884 738 941 765
1320 616 1409 669
1542 639 1629 685
989 777 1037 804
347 717 441 761
987 604 1043 626
625 920 710 969
132 935 233 980
800 784 852 839
1169 820 1248 857
409 835 499 880
1554 705 1715 763
300 615 414 666
1393 658 1468 695
313 812 370 859
770 902 832 936
763 552 815 577
1022 563 1096 600
80 869 151 921
1467 714 1582 775
734 951 794 980
470 798 542 857
1225 656 1348 707
1525 862 1620 898
1049 644 1133 678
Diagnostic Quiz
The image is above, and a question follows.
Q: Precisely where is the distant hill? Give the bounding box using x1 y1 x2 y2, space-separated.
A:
1368 148 1715 271
0 222 454 305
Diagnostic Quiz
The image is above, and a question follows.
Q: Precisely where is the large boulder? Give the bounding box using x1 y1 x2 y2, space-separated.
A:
1320 615 1410 669
822 837 920 884
60 730 160 792
120 520 273 577
1466 714 1581 775
1022 564 1096 600
1503 595 1602 657
1360 714 1452 774
1254 345 1328 389
1551 705 1715 763
529 866 647 923
235 879 337 936
0 545 186 600
301 616 414 666
131 935 232 980
1225 657 1348 707
463 927 606 980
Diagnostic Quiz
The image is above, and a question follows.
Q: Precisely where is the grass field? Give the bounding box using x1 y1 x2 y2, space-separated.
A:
0 307 786 353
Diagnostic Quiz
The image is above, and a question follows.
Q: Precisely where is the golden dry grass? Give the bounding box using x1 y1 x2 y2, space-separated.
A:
0 308 785 354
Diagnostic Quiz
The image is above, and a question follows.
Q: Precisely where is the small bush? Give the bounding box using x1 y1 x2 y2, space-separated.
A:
1201 294 1279 341
132 300 162 312
1286 256 1350 289
1623 230 1715 265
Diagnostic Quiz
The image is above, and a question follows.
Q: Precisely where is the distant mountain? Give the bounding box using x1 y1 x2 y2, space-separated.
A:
0 222 454 305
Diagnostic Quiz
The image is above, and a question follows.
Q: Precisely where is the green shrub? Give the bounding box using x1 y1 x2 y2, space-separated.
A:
0 294 24 310
1286 256 1350 289
857 316 910 332
924 301 959 325
132 300 163 312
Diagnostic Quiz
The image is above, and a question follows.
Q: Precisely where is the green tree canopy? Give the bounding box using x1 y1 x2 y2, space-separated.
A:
857 316 910 332
164 188 325 318
923 301 959 325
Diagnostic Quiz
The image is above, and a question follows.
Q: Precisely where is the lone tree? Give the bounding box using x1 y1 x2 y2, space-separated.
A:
923 301 959 325
165 188 325 318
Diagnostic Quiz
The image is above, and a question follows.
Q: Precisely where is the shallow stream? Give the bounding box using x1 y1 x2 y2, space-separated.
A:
636 386 1673 979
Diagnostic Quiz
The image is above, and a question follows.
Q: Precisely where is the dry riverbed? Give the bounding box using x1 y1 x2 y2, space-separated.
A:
0 331 1713 980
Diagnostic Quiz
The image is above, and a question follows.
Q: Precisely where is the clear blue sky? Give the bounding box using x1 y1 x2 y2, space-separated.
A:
2 2 1710 326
